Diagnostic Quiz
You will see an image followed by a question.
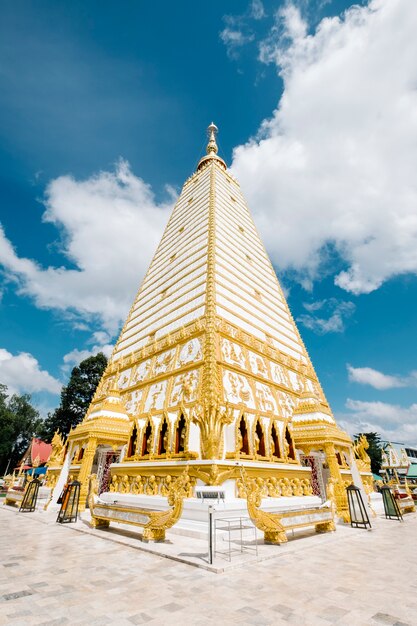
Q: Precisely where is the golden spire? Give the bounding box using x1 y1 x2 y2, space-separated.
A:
197 122 226 171
206 122 218 155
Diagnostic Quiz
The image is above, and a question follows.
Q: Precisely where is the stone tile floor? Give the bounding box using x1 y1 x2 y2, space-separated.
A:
1 504 416 625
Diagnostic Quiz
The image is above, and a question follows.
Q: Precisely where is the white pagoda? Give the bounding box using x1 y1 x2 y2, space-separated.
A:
49 124 361 521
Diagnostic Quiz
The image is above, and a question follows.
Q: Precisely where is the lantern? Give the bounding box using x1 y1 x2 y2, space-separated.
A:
346 484 371 529
380 485 403 521
20 477 40 512
56 480 81 523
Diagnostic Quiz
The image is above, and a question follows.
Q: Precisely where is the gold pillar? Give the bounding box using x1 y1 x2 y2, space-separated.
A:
325 443 349 522
77 437 97 511
325 443 342 482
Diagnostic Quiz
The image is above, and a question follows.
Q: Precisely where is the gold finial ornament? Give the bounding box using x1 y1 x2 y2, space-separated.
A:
206 122 218 155
197 122 226 171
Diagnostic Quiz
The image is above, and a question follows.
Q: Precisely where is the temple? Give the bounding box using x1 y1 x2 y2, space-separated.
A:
47 124 371 522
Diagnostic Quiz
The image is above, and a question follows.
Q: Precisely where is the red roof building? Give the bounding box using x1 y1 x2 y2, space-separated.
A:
16 437 52 473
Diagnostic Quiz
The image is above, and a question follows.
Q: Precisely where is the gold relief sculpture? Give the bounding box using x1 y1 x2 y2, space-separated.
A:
170 370 199 405
45 471 58 490
277 391 295 419
120 475 131 493
236 475 312 499
223 370 256 408
124 389 143 415
117 368 132 390
191 401 234 459
154 349 176 376
270 362 290 388
326 476 350 523
221 338 246 369
160 475 172 496
131 475 144 494
238 471 288 544
248 352 268 378
193 464 236 486
88 470 191 541
104 471 196 498
290 478 304 496
47 431 66 467
99 375 116 396
280 477 292 497
131 359 152 385
109 475 120 492
144 381 168 412
353 435 372 473
145 475 159 495
177 338 202 366
254 382 277 413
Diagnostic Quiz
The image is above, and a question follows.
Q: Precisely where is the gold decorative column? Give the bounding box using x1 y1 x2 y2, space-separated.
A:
78 437 97 511
325 443 349 522
191 126 233 459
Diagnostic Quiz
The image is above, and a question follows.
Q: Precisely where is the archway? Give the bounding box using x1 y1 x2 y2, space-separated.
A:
255 420 266 457
238 416 249 455
127 423 138 457
175 414 186 454
141 421 153 456
158 418 169 455
271 422 281 459
285 427 296 460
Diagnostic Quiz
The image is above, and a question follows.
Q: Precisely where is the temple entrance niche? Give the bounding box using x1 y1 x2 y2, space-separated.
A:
141 421 153 456
158 417 170 455
127 423 138 457
254 420 266 457
95 447 120 494
271 422 281 459
174 414 186 454
237 416 249 455
300 453 327 498
284 426 296 460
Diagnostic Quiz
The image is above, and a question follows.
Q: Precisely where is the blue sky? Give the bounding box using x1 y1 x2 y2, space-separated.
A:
0 0 416 445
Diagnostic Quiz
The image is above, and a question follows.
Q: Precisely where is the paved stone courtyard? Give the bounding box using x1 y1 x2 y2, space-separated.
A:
1 505 416 626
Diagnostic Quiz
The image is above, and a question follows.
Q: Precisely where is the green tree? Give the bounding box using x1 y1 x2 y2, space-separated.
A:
354 431 383 475
0 384 43 474
41 352 107 441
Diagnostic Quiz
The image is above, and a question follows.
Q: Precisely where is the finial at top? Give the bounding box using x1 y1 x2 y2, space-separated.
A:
196 122 226 172
206 122 219 155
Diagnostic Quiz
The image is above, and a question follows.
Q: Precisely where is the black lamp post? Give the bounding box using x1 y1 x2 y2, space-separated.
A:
380 485 403 521
56 480 81 523
20 477 40 512
346 484 372 529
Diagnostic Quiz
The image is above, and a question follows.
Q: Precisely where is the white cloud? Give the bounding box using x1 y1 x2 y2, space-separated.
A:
297 298 355 333
338 398 417 446
0 160 171 333
63 330 114 370
348 365 403 390
63 344 113 368
220 1 265 59
347 364 417 389
231 0 417 294
220 28 255 58
0 348 61 396
251 0 266 20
